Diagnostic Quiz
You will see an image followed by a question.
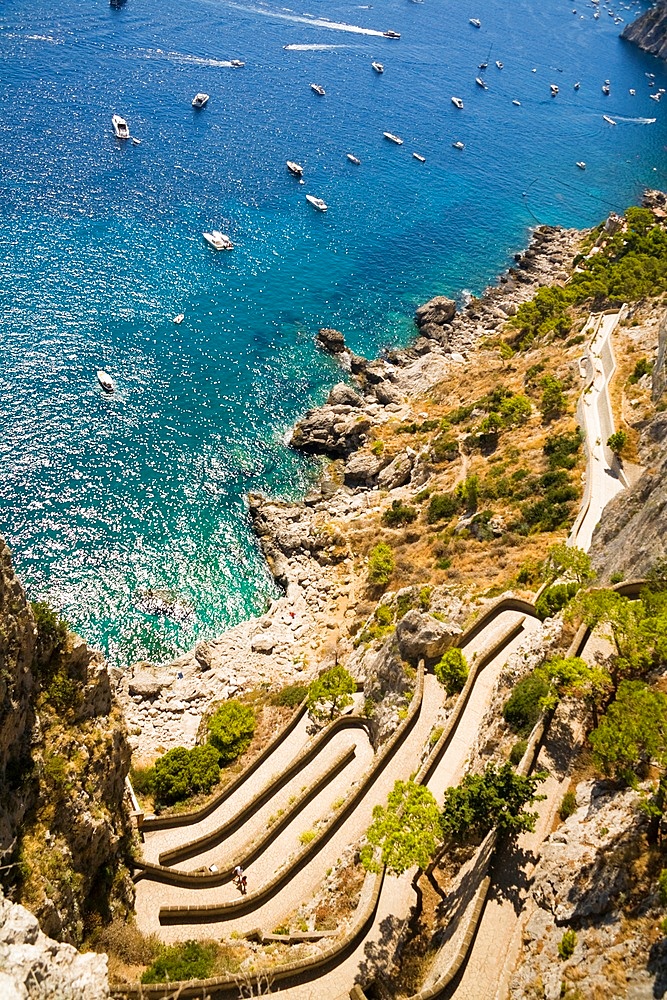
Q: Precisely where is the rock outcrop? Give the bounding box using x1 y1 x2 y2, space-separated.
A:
395 610 461 662
622 2 667 60
0 891 109 999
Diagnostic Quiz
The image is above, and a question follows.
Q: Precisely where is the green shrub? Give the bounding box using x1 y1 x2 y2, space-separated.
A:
370 439 385 456
31 601 69 673
368 543 394 586
543 429 582 470
509 739 528 766
558 929 577 961
610 571 624 585
559 790 577 821
516 560 543 586
503 672 550 735
141 940 218 984
436 557 452 571
434 648 468 695
607 430 627 455
152 744 221 806
540 375 566 421
499 394 532 427
382 500 418 528
431 432 459 463
658 869 667 906
419 586 432 610
273 683 308 707
429 726 444 748
45 670 80 712
535 582 580 621
208 701 256 765
629 357 653 384
130 766 155 796
427 493 461 524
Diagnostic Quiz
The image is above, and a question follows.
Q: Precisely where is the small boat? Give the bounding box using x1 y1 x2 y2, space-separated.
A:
550 84 559 96
576 161 586 169
512 99 521 106
305 194 327 211
478 61 488 69
173 314 185 324
475 77 488 89
383 30 401 38
230 59 245 67
97 370 115 393
286 160 304 177
372 62 384 73
347 153 361 164
452 141 464 149
602 83 610 95
629 88 635 95
594 9 599 16
192 93 210 108
574 81 581 90
203 230 234 250
469 17 481 27
132 137 141 145
451 96 464 109
112 114 130 139
602 114 616 125
495 60 503 69
650 93 662 102
383 131 403 144
413 152 426 161
310 83 326 96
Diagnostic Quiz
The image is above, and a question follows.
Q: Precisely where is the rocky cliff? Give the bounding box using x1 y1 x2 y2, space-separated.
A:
0 537 133 946
622 1 667 60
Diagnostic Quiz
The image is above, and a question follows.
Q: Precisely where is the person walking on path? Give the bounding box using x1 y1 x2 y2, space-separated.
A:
240 874 247 895
233 865 246 895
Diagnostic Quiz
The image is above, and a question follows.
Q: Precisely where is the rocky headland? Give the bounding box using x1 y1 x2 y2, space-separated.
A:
622 1 667 60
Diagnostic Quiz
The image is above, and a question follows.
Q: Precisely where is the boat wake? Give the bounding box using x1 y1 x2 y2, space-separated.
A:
611 115 657 124
227 2 387 35
136 47 235 67
283 43 352 50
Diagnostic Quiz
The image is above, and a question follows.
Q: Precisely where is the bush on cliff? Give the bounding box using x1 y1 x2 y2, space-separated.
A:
141 939 218 984
440 762 547 843
272 683 308 707
534 582 580 621
503 672 550 735
434 648 469 695
208 700 256 765
367 543 395 586
152 744 221 806
30 600 69 675
307 665 356 723
382 500 418 528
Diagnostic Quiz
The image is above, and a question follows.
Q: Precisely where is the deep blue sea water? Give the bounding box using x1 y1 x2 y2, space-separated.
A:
1 0 666 665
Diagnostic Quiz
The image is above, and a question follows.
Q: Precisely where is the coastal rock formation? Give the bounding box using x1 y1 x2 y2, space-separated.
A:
316 327 346 354
0 892 109 999
395 609 461 662
290 405 373 457
622 1 667 60
415 295 457 343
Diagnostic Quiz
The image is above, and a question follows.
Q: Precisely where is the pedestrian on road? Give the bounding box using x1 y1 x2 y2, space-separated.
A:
240 874 247 895
233 864 244 889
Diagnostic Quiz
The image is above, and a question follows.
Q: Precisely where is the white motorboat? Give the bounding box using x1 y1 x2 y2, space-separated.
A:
287 160 304 177
174 313 185 324
495 60 503 69
97 370 115 393
602 114 617 125
594 9 600 16
112 114 130 139
451 96 464 109
469 17 481 27
452 141 464 149
310 83 326 96
203 230 234 250
550 84 559 96
347 153 361 164
372 62 384 73
475 77 488 89
650 92 662 101
305 194 327 211
512 99 521 106
383 131 403 144
576 161 586 169
629 88 636 95
132 137 141 145
574 81 581 90
192 93 210 108
602 82 610 95
383 30 400 38
230 59 245 67
413 152 426 162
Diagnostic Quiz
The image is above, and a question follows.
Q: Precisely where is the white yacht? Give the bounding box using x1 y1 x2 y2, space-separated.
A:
286 160 304 177
203 230 234 250
452 141 464 149
97 370 115 392
629 88 636 95
310 83 326 96
132 137 141 145
603 114 617 125
574 81 581 90
230 59 245 67
192 93 210 108
512 99 521 106
305 194 328 211
112 115 130 139
495 60 503 69
550 84 559 96
372 62 384 73
383 131 403 144
383 30 401 38
475 77 488 89
576 161 586 169
602 82 610 95
173 314 185 324
451 96 464 109
469 17 481 27
347 153 361 165
413 152 426 162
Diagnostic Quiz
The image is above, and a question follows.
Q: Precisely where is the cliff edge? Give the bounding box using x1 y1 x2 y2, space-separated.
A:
622 1 667 60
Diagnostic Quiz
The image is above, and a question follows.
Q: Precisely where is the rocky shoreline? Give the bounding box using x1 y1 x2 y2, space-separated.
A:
117 223 584 762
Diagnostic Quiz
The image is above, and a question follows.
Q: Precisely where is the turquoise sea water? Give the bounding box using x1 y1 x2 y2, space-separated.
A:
1 0 666 665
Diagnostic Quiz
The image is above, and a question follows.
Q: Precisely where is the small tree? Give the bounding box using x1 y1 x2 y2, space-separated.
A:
307 665 356 723
539 655 611 728
367 543 395 587
607 430 628 455
542 542 595 585
360 780 442 876
434 648 468 696
151 744 221 806
566 589 648 692
208 700 256 765
440 762 547 844
503 671 550 735
539 374 566 422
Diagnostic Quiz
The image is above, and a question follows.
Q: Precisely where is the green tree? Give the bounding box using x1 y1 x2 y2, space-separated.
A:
207 700 256 765
499 393 532 427
382 500 417 528
151 744 221 806
440 763 546 843
566 590 648 691
434 648 469 695
360 780 442 876
503 672 550 735
589 680 667 786
539 375 566 422
457 474 479 513
539 655 611 727
367 543 395 586
542 543 595 585
307 665 356 722
607 430 628 455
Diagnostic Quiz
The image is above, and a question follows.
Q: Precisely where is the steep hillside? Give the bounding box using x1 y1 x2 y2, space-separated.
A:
622 1 667 59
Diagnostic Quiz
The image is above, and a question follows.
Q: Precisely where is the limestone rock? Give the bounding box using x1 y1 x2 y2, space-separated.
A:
621 2 667 60
251 633 278 654
316 327 346 354
344 450 386 486
373 381 403 406
290 405 372 457
377 452 413 490
128 669 163 700
327 383 364 408
395 610 461 662
415 296 457 330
